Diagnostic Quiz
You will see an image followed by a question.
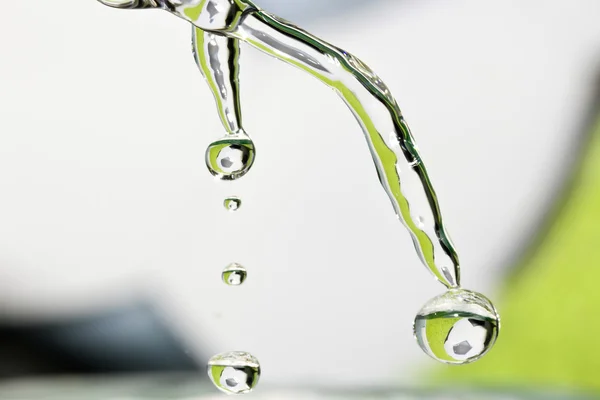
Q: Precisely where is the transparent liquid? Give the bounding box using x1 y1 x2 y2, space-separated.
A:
237 13 457 288
413 290 500 364
224 197 242 212
103 0 461 288
97 0 501 379
207 352 261 395
205 132 256 181
222 263 247 286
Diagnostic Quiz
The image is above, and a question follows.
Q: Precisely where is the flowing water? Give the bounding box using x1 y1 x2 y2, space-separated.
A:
195 6 461 289
96 0 501 393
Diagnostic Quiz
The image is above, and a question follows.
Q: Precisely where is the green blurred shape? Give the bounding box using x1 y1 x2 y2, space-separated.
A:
437 116 600 392
425 315 462 362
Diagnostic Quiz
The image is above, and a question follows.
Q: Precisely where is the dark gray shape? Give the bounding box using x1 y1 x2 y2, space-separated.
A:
453 340 473 356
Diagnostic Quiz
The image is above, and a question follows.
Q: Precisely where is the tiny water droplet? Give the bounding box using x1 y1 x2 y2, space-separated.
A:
206 132 256 181
224 197 242 212
208 351 260 395
413 289 500 365
222 263 247 286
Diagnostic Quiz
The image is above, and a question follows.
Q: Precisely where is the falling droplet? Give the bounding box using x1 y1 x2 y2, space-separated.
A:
206 132 256 181
208 351 261 395
224 197 242 212
413 289 500 365
222 263 247 286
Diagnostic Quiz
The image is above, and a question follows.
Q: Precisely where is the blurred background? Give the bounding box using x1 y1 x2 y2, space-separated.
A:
0 0 599 398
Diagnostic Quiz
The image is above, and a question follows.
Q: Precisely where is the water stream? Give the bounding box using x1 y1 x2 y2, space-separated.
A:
97 0 501 392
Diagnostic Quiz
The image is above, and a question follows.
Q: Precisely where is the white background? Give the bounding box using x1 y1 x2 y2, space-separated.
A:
0 0 599 388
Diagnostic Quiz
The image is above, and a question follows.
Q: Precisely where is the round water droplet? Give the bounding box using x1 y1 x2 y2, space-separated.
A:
224 197 242 212
208 351 260 395
222 263 247 286
413 289 500 365
206 133 256 181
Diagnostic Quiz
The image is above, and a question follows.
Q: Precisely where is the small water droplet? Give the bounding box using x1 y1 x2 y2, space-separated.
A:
413 289 500 365
222 263 247 286
208 351 260 395
206 132 256 181
224 197 242 212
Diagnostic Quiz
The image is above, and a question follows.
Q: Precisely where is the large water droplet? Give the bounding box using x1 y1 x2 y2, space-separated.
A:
208 351 260 395
413 289 500 365
224 197 242 212
206 132 256 181
222 263 247 286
